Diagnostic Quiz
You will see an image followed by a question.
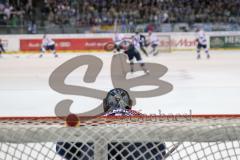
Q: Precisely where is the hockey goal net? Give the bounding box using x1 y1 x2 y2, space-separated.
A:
0 114 240 160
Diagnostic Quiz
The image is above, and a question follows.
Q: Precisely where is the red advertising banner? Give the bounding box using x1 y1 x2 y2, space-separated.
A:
20 36 197 52
20 38 113 51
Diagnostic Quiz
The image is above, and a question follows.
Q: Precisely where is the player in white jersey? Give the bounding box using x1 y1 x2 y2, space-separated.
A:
196 28 210 59
39 34 58 58
133 31 148 56
113 32 125 52
147 30 160 56
56 88 167 160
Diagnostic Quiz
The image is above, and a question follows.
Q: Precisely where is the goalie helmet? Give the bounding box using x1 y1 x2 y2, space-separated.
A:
103 88 132 113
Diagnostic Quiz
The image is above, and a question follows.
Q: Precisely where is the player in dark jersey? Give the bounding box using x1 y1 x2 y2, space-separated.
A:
0 39 6 58
124 37 148 74
103 88 166 160
103 88 141 116
56 88 166 160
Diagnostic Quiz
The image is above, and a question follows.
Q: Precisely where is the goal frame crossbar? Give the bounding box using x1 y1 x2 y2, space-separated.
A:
0 114 240 143
1 114 240 120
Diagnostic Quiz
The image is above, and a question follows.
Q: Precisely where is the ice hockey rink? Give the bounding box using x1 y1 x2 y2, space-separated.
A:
0 50 239 117
0 50 240 160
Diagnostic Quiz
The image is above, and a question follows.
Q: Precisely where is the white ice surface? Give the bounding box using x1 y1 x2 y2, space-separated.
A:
0 50 240 116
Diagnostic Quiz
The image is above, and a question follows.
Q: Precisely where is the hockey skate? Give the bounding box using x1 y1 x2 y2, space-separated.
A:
197 54 201 60
207 54 210 59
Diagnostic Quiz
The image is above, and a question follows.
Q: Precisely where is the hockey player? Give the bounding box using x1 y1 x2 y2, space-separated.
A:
103 88 166 159
39 34 58 58
113 31 124 52
0 39 5 58
102 88 142 116
125 36 148 74
147 30 160 56
133 31 148 56
56 88 166 160
196 28 210 59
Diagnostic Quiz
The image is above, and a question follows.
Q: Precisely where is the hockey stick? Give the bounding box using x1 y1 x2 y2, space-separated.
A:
113 18 126 75
119 52 126 75
113 18 118 33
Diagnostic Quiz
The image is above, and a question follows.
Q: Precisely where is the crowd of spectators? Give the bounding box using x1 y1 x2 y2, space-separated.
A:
77 0 239 25
0 2 24 26
42 0 240 26
40 0 77 26
0 0 240 31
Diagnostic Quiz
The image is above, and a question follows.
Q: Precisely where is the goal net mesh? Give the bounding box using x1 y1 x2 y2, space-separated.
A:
0 115 240 160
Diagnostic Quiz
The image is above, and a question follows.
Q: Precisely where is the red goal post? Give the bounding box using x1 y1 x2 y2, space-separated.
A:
0 114 240 160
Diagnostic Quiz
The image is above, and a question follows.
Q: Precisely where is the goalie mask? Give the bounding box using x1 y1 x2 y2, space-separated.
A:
103 88 132 112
